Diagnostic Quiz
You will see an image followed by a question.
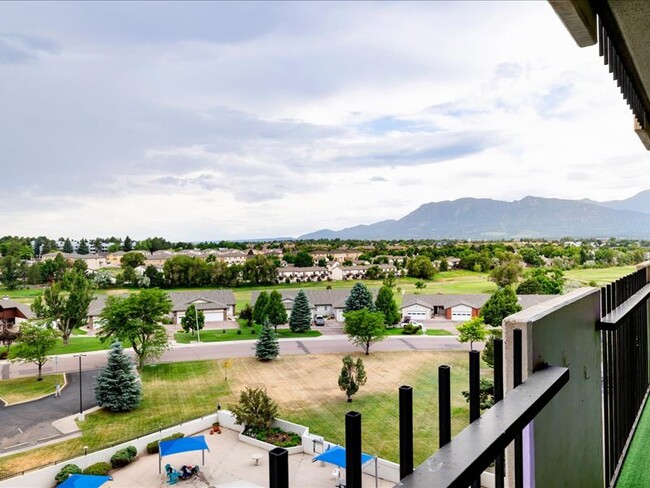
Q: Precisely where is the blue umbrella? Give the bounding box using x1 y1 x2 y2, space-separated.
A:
58 474 111 488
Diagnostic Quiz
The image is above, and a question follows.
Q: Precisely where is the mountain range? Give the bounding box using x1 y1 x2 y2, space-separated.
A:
300 191 650 240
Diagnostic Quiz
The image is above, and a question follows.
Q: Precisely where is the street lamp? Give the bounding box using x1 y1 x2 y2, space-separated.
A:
73 354 87 421
195 305 201 343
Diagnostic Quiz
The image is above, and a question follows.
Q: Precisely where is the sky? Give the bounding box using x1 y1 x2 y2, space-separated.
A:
1 1 649 241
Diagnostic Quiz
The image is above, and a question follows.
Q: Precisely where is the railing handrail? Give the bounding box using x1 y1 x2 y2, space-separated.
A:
397 365 569 488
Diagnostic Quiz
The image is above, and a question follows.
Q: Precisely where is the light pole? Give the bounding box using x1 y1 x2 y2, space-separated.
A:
73 354 87 421
195 305 201 343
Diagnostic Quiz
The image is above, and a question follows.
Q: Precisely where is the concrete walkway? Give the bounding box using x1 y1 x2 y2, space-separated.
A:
107 427 393 488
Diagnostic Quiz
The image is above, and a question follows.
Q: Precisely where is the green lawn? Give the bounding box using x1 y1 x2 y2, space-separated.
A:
564 266 636 287
616 397 650 487
0 374 65 405
0 351 484 477
426 329 454 336
48 337 113 355
174 327 321 344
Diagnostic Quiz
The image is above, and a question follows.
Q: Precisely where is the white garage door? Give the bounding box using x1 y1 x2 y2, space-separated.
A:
406 311 427 318
451 305 472 321
204 311 225 322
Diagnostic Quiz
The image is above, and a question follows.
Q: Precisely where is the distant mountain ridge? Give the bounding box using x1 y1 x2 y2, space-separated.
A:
300 191 650 240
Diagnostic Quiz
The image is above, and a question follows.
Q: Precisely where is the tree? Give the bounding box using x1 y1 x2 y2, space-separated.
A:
406 255 436 279
242 255 277 285
294 250 314 267
456 316 488 351
375 285 400 326
9 323 60 380
121 252 146 269
92 270 114 289
123 236 133 252
98 288 172 369
482 329 502 369
338 355 367 402
255 319 279 361
480 286 522 327
253 292 269 325
143 265 164 288
0 255 20 290
94 341 142 411
0 318 19 353
239 303 254 327
229 387 279 433
31 269 94 345
344 282 374 313
517 268 564 295
343 309 386 355
63 238 74 253
180 304 205 335
289 290 312 332
266 290 287 332
382 273 397 289
77 238 89 255
489 258 523 288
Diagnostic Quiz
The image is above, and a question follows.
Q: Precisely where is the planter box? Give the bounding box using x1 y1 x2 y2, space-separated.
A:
237 419 306 455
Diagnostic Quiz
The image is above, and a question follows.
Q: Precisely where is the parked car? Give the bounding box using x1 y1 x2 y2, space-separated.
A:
314 315 325 326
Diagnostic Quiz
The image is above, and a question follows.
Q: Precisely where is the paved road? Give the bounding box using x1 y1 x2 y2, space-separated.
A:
0 371 98 451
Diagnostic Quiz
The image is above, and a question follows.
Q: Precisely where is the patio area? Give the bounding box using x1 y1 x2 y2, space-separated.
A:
105 427 394 488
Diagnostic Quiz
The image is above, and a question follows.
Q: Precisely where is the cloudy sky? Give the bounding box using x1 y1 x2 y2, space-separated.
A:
1 1 649 241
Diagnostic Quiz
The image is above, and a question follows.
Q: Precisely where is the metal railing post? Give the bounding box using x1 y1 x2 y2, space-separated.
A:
513 328 524 488
399 385 413 479
346 411 362 488
494 338 505 488
269 447 288 488
439 365 451 448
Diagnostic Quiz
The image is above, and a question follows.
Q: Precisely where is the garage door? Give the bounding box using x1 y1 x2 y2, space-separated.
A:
406 311 427 318
451 305 472 321
204 311 225 322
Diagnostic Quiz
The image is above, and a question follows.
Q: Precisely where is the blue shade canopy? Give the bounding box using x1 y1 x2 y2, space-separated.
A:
313 446 373 468
160 435 209 457
58 474 111 488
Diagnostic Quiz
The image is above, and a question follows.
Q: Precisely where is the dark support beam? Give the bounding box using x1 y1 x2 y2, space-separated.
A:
346 411 362 488
269 448 288 488
494 338 505 488
439 365 451 448
399 385 414 480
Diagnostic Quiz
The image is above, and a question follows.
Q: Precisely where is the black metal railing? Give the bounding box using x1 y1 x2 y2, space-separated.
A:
598 268 650 487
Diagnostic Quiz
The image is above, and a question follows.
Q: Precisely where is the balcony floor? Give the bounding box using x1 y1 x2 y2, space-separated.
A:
616 394 650 487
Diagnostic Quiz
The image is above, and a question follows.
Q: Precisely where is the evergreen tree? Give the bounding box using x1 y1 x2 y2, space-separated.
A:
289 290 312 332
344 282 374 312
77 238 89 255
266 290 287 332
338 354 367 402
253 291 269 325
94 341 142 411
62 238 73 253
123 236 133 252
180 304 205 335
480 286 522 327
375 285 400 326
255 319 279 361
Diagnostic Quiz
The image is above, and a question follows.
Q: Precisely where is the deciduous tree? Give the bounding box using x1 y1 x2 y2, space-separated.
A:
229 387 279 433
9 323 60 380
343 309 386 355
266 290 287 332
456 316 488 351
406 255 436 279
294 251 314 268
180 304 205 335
338 355 367 402
480 286 522 327
94 341 142 411
375 285 400 326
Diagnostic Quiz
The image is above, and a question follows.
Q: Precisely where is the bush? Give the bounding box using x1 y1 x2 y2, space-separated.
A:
402 323 422 335
83 462 112 476
146 433 184 454
55 464 82 485
110 445 137 468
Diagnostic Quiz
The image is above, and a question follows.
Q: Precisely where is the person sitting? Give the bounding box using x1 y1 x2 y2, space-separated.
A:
180 465 193 478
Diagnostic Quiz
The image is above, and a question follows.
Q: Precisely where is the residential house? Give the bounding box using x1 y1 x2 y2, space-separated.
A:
41 252 109 271
168 290 236 324
0 296 34 325
276 266 330 284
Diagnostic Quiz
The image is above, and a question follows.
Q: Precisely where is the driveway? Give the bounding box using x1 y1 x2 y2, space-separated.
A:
0 370 98 451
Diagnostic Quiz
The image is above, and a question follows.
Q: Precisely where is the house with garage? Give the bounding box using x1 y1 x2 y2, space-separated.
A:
401 293 555 321
169 290 236 324
276 266 330 284
0 296 34 326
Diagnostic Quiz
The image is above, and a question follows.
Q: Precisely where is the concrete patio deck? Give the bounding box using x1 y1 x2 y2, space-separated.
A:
106 427 394 488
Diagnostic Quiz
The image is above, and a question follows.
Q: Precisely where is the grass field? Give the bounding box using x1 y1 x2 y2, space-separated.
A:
0 374 64 405
174 327 322 344
616 398 650 487
564 266 636 287
0 351 482 477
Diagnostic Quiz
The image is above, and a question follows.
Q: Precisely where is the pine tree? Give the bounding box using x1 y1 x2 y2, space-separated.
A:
344 282 374 312
77 238 89 255
94 341 142 411
123 236 133 252
289 290 312 332
255 319 279 361
375 285 400 325
253 291 269 325
62 238 73 253
266 290 288 332
338 354 367 402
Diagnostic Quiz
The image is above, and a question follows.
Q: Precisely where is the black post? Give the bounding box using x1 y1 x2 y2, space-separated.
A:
346 411 362 488
78 355 82 415
513 328 523 488
494 338 505 488
469 350 480 423
399 385 413 479
439 365 451 448
269 447 288 488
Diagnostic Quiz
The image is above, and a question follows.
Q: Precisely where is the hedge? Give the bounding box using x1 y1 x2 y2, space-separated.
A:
83 462 112 476
146 432 184 455
55 464 81 485
110 445 137 468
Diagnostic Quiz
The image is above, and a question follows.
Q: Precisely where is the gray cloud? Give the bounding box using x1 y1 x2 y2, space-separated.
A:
370 176 388 182
0 33 59 64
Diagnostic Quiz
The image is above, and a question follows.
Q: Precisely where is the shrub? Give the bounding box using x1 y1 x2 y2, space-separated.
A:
146 433 184 454
55 464 82 485
83 462 112 476
110 445 137 468
402 323 422 335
